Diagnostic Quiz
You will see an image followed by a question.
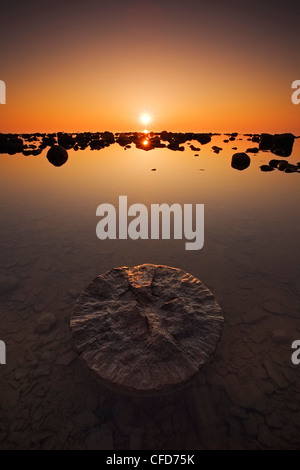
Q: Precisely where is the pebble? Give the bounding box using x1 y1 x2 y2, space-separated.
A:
34 313 57 334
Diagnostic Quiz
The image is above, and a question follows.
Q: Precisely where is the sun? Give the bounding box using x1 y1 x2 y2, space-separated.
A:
140 113 151 125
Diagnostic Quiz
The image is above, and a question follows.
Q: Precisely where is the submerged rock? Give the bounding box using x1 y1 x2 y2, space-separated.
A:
35 313 57 334
70 264 223 396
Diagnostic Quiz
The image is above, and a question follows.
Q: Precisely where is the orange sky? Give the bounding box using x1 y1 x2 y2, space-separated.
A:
0 0 299 134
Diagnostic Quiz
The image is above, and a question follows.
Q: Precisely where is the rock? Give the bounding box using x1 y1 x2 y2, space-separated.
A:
102 131 115 144
277 161 289 171
259 133 295 157
195 133 211 145
272 133 294 157
231 153 251 171
117 135 132 146
260 165 274 172
35 312 57 334
167 142 184 151
190 144 200 152
269 159 285 168
46 145 68 167
70 264 224 396
259 133 273 151
284 166 297 173
212 146 223 154
57 133 75 149
150 168 157 171
0 275 19 294
246 147 259 153
160 130 170 141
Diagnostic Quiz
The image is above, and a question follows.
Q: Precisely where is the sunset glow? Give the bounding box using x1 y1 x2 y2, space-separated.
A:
141 114 151 126
0 1 299 134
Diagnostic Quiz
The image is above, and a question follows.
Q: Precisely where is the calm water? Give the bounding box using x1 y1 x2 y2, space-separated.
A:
0 134 300 449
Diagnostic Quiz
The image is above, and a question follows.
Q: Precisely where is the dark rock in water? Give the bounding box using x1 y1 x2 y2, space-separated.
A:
150 168 156 171
259 133 273 151
260 165 274 172
117 135 132 147
232 147 237 150
231 152 251 171
284 166 297 173
35 312 57 334
259 133 294 157
212 146 223 154
195 133 211 145
102 131 115 144
272 133 294 157
246 147 259 153
190 144 200 152
223 139 229 143
252 135 260 143
276 161 297 173
70 264 223 396
57 132 75 149
89 139 105 150
0 137 23 155
160 130 170 141
167 142 184 151
46 145 68 167
277 161 290 171
269 159 284 168
0 275 19 294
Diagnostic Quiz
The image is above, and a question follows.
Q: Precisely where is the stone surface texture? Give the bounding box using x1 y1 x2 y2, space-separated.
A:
70 264 224 395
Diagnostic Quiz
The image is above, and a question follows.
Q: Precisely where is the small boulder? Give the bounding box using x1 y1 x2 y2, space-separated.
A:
35 313 57 334
46 145 68 167
231 152 251 171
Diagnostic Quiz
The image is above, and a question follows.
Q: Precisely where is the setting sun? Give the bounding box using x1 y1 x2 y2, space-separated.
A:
141 113 151 126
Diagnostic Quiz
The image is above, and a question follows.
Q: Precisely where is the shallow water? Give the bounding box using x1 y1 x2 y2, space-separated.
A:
0 134 300 449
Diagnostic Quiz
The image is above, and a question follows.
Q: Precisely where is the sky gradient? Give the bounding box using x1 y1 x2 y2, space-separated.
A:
0 0 300 133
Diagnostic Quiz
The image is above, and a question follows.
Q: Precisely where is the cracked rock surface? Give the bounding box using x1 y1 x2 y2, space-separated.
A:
70 264 224 396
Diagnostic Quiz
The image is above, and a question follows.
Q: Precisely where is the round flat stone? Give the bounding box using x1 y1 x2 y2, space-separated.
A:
70 264 224 396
